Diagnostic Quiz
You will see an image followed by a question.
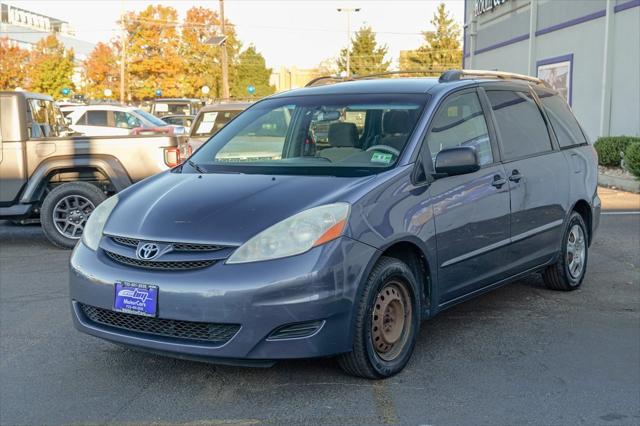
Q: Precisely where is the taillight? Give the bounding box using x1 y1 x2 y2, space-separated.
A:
164 147 182 167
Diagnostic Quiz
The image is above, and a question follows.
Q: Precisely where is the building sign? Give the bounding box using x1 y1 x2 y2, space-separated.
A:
474 0 509 17
537 59 572 103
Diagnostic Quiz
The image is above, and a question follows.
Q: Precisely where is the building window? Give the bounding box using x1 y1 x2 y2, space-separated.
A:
537 54 574 105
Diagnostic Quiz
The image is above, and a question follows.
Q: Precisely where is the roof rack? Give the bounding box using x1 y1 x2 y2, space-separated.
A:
305 70 446 87
304 69 547 88
439 69 547 86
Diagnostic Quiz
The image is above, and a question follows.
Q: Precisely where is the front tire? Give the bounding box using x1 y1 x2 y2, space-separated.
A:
543 212 589 291
40 182 107 249
338 256 420 379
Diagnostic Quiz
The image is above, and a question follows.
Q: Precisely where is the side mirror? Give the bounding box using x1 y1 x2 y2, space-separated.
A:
435 146 480 177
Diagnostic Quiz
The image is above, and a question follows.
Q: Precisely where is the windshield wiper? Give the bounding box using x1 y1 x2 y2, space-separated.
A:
187 160 207 174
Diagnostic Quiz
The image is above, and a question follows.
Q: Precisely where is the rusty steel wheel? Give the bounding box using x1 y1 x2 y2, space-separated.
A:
371 279 413 362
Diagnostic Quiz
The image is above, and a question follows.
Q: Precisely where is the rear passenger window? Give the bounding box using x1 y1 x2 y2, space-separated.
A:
87 111 108 127
486 90 552 160
538 93 586 147
426 92 493 166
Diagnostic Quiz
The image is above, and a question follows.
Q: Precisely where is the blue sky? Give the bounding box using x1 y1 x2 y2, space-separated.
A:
8 0 465 69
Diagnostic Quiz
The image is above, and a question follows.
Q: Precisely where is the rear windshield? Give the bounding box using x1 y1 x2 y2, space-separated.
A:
153 102 193 116
191 109 243 137
188 94 427 177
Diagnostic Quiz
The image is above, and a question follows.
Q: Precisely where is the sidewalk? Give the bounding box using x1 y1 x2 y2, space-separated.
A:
599 187 640 211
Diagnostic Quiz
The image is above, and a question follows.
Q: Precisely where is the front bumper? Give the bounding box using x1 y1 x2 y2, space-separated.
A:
69 236 377 361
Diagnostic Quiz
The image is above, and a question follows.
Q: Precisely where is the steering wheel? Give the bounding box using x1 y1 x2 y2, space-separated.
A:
366 145 401 156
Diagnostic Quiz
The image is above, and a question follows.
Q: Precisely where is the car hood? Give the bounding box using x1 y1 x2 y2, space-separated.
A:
103 171 376 246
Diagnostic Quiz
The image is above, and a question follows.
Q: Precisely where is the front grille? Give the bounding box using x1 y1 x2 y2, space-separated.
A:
105 250 215 270
111 236 138 247
110 236 222 252
80 304 240 344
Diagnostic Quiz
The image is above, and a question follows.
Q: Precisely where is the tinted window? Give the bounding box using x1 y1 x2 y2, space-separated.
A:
539 93 586 147
486 90 552 160
86 110 108 127
113 111 141 129
426 92 492 166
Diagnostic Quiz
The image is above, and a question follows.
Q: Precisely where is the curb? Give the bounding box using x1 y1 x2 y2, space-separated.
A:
598 173 640 193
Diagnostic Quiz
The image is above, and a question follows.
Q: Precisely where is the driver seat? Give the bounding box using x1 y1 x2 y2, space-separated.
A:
318 122 362 162
379 110 410 152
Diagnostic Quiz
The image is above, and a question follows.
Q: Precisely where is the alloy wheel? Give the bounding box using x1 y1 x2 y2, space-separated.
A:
566 224 586 279
52 195 95 239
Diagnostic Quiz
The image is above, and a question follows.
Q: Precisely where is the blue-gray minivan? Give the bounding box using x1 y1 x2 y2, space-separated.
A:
69 70 600 378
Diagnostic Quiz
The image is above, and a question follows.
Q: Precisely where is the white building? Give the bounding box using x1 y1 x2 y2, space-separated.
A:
463 0 640 140
1 3 95 90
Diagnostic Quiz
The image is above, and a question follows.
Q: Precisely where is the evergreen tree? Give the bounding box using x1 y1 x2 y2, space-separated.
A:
404 3 462 74
27 35 75 97
230 45 275 99
337 26 390 77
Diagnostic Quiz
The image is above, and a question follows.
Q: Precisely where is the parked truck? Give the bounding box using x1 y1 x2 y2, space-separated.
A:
0 91 184 248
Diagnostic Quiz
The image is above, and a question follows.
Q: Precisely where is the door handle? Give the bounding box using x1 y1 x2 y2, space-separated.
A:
491 175 507 188
509 170 523 183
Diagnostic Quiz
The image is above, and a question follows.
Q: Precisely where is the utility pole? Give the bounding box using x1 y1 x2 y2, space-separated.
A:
219 0 229 100
337 7 360 77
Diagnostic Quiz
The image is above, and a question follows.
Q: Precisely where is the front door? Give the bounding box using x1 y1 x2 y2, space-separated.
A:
484 89 570 273
425 89 512 304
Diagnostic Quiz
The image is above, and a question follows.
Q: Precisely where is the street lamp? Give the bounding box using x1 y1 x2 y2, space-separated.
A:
337 7 361 77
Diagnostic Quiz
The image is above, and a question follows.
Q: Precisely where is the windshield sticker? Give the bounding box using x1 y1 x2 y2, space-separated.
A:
371 152 393 164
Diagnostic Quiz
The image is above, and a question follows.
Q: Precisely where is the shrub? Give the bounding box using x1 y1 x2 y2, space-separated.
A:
594 136 639 167
624 142 640 179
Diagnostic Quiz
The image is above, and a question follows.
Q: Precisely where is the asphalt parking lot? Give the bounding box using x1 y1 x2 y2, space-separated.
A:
1 188 639 425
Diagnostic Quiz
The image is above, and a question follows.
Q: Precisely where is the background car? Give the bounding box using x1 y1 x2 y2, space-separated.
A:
151 98 203 117
161 114 195 131
186 102 252 154
65 105 185 137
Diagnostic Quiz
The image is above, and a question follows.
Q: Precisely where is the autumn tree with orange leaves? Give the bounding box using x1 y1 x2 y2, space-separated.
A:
181 6 241 99
83 42 120 99
123 5 185 99
0 37 30 90
27 35 75 97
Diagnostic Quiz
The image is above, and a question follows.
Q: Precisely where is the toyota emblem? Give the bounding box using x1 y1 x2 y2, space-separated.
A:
137 242 160 260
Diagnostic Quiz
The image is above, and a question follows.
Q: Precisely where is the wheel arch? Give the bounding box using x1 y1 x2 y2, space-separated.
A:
571 199 593 245
359 236 434 319
19 155 132 204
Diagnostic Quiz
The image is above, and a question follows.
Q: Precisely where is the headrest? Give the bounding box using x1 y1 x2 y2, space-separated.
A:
328 122 358 147
383 110 410 134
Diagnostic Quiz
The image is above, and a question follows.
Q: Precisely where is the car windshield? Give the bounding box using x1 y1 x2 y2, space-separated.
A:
153 102 192 116
188 94 426 176
191 109 244 137
134 109 168 127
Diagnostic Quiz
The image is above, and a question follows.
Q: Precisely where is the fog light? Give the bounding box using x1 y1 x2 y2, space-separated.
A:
266 320 325 341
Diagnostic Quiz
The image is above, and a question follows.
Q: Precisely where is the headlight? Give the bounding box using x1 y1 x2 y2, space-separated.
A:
81 195 118 251
227 203 350 264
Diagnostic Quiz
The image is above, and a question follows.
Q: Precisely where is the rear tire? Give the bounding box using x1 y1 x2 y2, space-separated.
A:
40 182 107 249
542 212 589 291
338 256 420 379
